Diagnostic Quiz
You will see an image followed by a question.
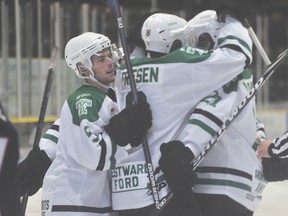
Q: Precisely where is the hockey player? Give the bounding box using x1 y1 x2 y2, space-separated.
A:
0 101 21 216
17 43 126 198
127 11 160 59
41 32 152 216
167 10 267 216
112 12 253 216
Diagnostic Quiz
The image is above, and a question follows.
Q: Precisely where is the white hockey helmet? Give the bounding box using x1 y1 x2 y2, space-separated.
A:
186 10 222 50
141 13 188 54
64 32 112 78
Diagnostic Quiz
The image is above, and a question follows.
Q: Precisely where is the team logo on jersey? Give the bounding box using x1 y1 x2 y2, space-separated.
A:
75 98 92 116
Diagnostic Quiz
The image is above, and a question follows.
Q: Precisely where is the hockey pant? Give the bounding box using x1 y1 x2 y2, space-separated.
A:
118 191 201 216
195 194 253 216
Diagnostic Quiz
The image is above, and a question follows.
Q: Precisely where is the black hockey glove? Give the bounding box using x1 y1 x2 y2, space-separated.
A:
17 146 52 196
262 157 288 182
104 102 152 147
217 6 247 27
159 141 197 203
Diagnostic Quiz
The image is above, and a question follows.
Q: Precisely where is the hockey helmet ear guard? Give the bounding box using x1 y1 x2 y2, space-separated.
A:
141 13 188 54
64 32 112 79
186 10 223 50
76 62 88 77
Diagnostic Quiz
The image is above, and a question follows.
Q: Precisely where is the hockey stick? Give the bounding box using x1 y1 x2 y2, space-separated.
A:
21 47 58 216
245 18 271 66
105 0 161 209
150 48 288 216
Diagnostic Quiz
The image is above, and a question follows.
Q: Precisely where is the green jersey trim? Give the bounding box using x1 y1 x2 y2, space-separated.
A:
218 35 252 53
196 178 252 192
188 119 216 137
120 47 212 69
42 133 58 144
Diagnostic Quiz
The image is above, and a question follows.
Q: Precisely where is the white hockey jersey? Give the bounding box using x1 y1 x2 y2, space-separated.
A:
180 68 267 212
112 18 253 210
42 85 127 216
39 119 60 161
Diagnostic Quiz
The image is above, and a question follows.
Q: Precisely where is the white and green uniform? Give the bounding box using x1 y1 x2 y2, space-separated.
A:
42 85 127 216
39 119 60 161
112 19 253 210
180 68 267 212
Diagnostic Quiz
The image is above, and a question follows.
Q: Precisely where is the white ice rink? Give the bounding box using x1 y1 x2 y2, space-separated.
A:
26 181 288 216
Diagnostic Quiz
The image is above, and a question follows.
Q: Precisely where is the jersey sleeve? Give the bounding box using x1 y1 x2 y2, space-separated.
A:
217 16 253 67
179 100 225 157
180 20 253 156
268 131 288 157
180 18 253 104
39 119 60 161
180 69 255 157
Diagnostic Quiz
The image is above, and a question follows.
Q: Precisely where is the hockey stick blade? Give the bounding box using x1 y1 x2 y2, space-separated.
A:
21 46 58 216
105 0 161 209
150 48 288 216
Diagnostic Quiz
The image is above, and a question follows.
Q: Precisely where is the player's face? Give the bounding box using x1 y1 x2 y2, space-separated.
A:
91 48 115 85
197 33 214 50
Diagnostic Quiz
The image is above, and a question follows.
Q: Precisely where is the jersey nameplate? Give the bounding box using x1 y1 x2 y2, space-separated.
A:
121 65 163 87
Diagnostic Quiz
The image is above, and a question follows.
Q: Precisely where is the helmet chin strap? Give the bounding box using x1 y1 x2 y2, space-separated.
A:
88 73 111 90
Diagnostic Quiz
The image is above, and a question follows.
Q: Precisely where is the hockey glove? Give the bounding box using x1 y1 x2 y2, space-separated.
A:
17 146 52 196
104 102 152 147
262 157 288 182
159 141 197 203
217 6 247 27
